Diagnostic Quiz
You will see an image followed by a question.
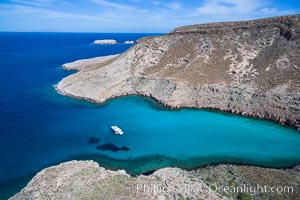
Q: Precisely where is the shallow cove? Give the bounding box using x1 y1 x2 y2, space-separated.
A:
63 95 300 175
1 32 300 199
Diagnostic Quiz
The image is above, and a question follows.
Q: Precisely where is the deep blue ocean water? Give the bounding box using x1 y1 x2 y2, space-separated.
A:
0 32 300 199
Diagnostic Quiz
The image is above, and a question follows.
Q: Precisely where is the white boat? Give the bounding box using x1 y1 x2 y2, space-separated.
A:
111 126 124 135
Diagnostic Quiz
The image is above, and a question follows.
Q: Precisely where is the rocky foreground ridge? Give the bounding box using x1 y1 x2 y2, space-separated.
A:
11 161 300 200
56 15 300 130
10 161 225 200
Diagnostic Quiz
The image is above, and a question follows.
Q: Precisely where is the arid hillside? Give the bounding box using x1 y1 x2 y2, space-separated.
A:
56 15 300 129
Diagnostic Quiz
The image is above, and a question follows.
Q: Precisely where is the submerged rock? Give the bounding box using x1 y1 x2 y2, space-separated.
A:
10 14 300 200
96 143 129 152
88 137 100 144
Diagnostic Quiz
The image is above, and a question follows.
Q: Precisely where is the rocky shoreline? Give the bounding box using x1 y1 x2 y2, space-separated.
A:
56 15 300 130
11 161 300 200
11 15 300 200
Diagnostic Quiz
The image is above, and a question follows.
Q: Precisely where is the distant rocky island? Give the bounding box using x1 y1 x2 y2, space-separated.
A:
93 39 117 44
124 40 135 44
92 39 135 45
12 15 300 200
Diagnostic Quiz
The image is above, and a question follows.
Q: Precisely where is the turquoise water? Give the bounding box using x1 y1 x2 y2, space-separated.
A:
22 91 300 177
62 95 300 173
1 32 300 199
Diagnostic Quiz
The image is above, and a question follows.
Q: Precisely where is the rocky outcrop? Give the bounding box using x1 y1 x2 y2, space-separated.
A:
170 15 299 39
61 54 119 71
10 161 227 200
56 15 300 130
93 39 117 45
11 161 300 200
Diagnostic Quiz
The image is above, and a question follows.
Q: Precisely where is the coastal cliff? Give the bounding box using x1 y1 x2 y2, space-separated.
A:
11 161 300 200
10 161 227 200
56 15 300 130
11 15 300 199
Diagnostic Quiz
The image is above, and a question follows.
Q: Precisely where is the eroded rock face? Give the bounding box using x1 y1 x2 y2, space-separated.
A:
56 15 300 130
61 54 119 71
11 161 300 200
10 161 227 200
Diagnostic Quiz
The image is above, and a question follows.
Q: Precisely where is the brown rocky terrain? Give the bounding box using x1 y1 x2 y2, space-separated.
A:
61 54 119 71
15 14 300 200
56 15 300 130
10 161 227 200
11 161 300 200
